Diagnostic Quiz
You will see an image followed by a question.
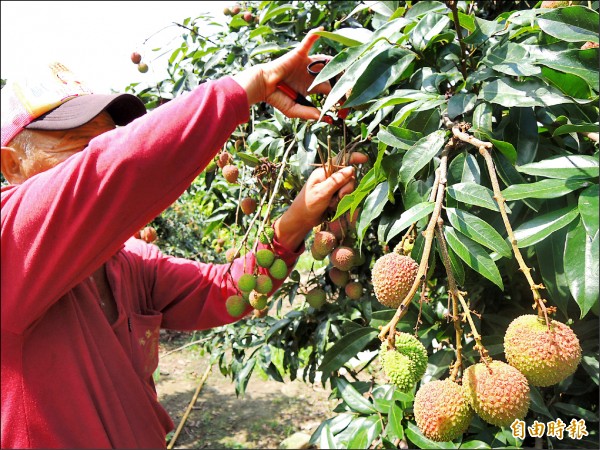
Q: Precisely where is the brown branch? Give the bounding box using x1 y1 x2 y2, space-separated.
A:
446 1 469 80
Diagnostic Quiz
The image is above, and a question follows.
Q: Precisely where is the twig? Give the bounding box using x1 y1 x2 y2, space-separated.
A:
159 337 212 358
446 1 469 80
167 362 213 449
378 142 453 342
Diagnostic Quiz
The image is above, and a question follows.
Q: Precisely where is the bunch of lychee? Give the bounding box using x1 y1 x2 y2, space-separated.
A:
130 51 148 74
217 150 239 184
223 4 258 23
412 314 582 442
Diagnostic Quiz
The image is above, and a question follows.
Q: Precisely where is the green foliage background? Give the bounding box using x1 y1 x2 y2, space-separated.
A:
125 1 599 448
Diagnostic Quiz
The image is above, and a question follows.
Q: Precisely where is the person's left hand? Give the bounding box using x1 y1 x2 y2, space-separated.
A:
274 151 369 251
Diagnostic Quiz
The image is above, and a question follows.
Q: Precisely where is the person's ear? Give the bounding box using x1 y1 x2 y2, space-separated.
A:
1 146 26 184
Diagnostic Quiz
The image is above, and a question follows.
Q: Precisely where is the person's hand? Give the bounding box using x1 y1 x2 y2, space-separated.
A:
232 28 332 120
274 152 369 251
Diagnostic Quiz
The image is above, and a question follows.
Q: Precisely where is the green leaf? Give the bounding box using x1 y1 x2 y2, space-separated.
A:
236 152 260 167
493 151 542 212
447 93 477 120
260 3 296 23
538 6 599 44
535 225 571 316
529 386 554 419
234 357 256 397
357 182 389 243
335 378 377 415
502 179 592 201
385 401 405 441
384 202 435 243
444 226 504 290
319 424 337 450
378 126 423 150
472 102 493 141
436 238 466 286
473 128 517 165
554 123 600 136
482 42 540 77
399 130 446 185
553 402 600 422
344 48 416 108
446 182 500 212
448 152 481 185
564 220 599 318
405 421 458 448
462 15 505 45
446 208 512 258
578 184 599 237
513 205 579 248
347 415 382 449
506 107 539 166
318 327 379 375
517 155 599 179
479 78 587 108
315 28 373 47
308 42 370 91
249 43 283 58
581 355 600 385
541 66 594 99
410 12 451 52
459 440 491 449
533 47 599 92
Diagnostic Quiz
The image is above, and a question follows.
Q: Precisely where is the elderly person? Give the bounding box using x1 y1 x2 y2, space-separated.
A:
1 30 366 448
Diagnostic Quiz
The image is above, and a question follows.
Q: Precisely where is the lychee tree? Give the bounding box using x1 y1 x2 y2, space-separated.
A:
125 1 599 448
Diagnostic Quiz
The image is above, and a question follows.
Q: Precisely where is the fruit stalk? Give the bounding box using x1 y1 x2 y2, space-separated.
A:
449 122 549 324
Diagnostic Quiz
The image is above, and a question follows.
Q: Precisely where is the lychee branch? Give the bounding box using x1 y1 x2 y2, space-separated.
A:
378 142 453 344
448 122 549 324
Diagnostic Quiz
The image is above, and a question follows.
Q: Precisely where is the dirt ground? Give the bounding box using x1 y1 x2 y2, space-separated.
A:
156 330 337 449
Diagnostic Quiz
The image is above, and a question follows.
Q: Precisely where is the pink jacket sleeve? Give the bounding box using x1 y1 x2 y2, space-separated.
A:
1 77 250 334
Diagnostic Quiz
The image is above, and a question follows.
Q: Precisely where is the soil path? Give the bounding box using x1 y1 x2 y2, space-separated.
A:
156 331 335 449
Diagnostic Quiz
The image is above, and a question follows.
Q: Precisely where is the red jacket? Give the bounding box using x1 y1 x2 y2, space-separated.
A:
1 77 302 448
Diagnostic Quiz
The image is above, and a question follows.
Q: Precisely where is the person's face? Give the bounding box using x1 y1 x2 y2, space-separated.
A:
2 111 115 183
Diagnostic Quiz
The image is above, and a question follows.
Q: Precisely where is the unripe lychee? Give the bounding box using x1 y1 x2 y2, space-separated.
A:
414 379 473 442
311 243 329 261
140 226 158 243
237 273 256 292
380 333 428 391
328 267 349 287
255 274 273 294
137 63 149 73
226 295 247 317
241 197 257 215
217 151 232 168
259 227 275 244
344 281 363 300
256 249 275 268
330 246 356 271
504 314 581 387
371 253 418 308
463 361 530 427
306 287 326 309
268 258 287 280
131 52 142 64
222 164 239 183
223 7 231 15
312 231 337 257
249 291 268 310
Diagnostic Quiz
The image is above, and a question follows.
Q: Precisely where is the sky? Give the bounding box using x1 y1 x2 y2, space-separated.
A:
1 1 230 92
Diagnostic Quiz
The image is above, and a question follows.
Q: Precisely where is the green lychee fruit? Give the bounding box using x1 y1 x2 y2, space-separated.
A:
463 360 530 427
222 164 239 183
330 246 356 271
371 253 418 308
313 231 337 257
249 291 268 310
255 274 273 294
311 242 329 261
268 258 287 280
225 295 247 317
241 197 257 215
259 227 275 244
306 288 326 309
255 249 275 268
380 333 428 391
137 63 149 73
328 267 349 287
504 314 581 387
344 281 363 300
414 379 473 442
237 273 256 292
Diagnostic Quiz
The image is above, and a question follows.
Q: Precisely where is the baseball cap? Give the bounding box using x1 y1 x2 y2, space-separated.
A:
1 61 147 147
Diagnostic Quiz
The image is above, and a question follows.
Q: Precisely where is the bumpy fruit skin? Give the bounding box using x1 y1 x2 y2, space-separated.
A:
231 5 241 14
225 295 247 317
241 197 257 215
371 253 418 308
249 291 268 310
330 246 356 271
344 281 363 300
130 52 142 64
328 267 349 287
259 227 274 244
137 63 148 73
140 226 157 243
463 361 530 427
380 333 428 391
225 247 237 263
217 151 232 168
222 164 239 183
311 243 328 261
313 231 337 256
269 258 287 280
255 249 275 268
255 274 273 294
306 288 326 308
414 379 473 442
504 315 581 387
237 273 256 292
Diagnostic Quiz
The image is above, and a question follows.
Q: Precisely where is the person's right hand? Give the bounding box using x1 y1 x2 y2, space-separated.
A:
232 28 333 120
